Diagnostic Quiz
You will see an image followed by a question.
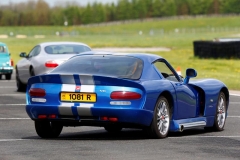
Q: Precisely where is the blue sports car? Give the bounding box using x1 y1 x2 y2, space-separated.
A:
26 52 229 139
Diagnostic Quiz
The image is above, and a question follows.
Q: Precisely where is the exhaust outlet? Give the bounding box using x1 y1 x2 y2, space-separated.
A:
179 125 184 132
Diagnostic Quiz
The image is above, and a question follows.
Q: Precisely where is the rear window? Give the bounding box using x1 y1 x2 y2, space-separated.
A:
0 46 8 53
44 44 91 54
51 55 143 80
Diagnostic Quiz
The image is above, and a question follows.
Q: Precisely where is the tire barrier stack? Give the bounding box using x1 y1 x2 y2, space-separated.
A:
193 39 240 59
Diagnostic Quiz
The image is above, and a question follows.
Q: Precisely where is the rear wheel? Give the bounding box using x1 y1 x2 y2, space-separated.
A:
0 74 2 80
148 96 171 138
5 74 11 80
35 121 63 138
16 68 26 91
213 92 227 131
104 126 122 133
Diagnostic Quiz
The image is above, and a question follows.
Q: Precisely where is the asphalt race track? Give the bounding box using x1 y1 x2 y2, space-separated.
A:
0 75 240 160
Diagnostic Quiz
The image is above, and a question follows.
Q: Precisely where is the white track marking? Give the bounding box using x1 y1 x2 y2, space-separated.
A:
229 102 239 104
0 118 30 120
228 116 240 118
230 93 240 97
0 80 15 82
0 104 25 106
0 139 28 142
0 94 24 96
0 86 16 88
170 136 240 138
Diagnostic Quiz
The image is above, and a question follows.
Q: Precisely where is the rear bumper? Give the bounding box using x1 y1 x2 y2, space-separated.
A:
26 104 153 127
0 67 13 74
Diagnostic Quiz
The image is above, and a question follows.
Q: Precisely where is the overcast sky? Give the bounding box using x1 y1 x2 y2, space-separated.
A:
0 0 118 6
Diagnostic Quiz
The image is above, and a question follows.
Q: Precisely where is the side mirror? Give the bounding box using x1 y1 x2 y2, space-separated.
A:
19 52 27 58
184 68 197 84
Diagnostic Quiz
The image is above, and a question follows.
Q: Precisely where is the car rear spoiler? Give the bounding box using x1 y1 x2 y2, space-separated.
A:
27 74 144 90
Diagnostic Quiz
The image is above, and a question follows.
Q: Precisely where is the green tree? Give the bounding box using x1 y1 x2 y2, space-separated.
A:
0 10 18 26
116 0 131 20
152 0 177 17
105 3 116 21
64 6 81 25
33 0 50 25
137 0 148 19
91 2 106 23
161 0 177 16
81 3 93 24
220 0 240 13
152 0 162 17
187 0 213 15
50 7 65 25
175 0 190 15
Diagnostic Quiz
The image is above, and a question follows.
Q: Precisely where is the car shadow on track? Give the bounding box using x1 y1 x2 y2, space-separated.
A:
22 128 214 140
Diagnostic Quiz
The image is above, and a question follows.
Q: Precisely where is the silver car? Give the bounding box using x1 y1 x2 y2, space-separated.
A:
16 42 91 91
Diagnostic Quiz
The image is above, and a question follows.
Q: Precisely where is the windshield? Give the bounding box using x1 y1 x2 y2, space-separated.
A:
0 46 8 53
44 44 91 54
51 55 143 80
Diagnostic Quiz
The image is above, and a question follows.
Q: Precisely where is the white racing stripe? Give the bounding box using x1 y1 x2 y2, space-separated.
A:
59 82 76 116
58 103 75 115
77 103 94 116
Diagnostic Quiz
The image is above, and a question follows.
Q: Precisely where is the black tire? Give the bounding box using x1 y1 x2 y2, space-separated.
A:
0 74 2 80
30 68 35 76
148 96 171 138
213 92 227 131
104 126 122 133
5 74 11 80
16 68 26 92
35 121 63 138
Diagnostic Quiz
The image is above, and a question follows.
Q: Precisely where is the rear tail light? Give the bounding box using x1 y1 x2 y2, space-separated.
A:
45 60 59 68
29 88 46 97
38 115 47 119
100 116 108 121
108 117 118 122
110 91 141 100
48 114 56 119
100 116 118 122
38 114 56 119
10 59 14 66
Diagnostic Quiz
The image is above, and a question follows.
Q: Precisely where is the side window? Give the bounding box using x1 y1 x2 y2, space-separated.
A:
28 46 41 58
153 60 180 82
83 46 91 52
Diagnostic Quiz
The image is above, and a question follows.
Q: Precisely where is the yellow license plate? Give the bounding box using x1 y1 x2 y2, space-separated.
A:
60 92 96 102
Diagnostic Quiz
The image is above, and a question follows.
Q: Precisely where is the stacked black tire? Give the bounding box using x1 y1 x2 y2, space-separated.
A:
193 40 240 59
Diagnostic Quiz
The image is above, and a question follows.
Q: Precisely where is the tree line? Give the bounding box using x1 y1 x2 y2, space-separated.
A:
0 0 239 26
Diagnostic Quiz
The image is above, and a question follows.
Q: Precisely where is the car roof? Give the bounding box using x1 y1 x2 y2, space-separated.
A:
77 51 163 63
65 51 166 80
39 42 91 48
0 42 7 46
